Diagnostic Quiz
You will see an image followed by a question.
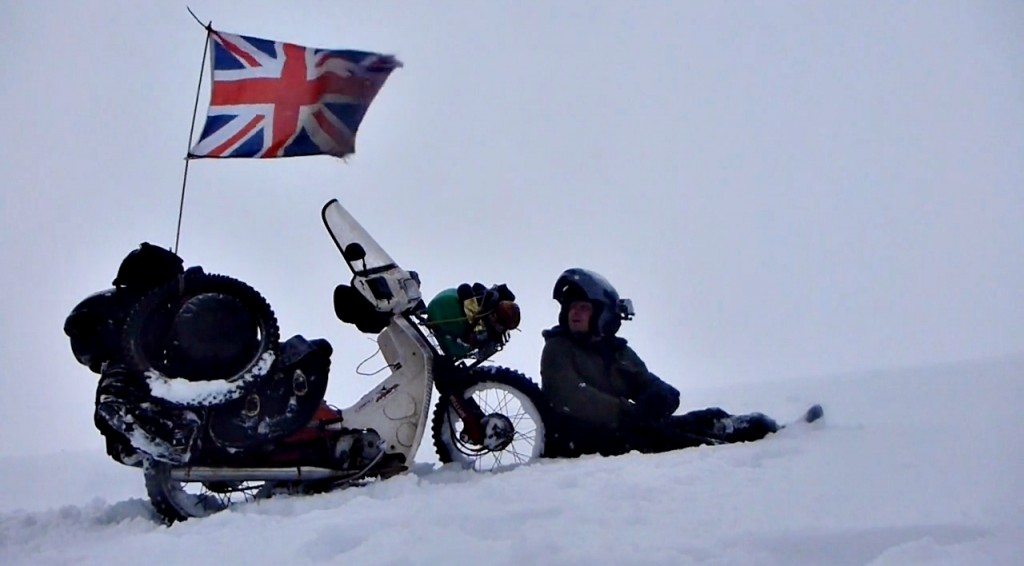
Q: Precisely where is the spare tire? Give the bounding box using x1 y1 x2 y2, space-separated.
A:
122 269 280 407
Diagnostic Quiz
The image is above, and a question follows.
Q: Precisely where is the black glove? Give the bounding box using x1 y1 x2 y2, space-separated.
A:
634 385 680 418
456 282 487 303
457 282 515 313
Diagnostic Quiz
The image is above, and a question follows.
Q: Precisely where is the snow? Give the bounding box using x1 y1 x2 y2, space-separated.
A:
2 357 1021 565
145 351 276 406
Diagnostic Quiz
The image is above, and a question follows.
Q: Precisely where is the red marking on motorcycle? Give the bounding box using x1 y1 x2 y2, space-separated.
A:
374 384 399 402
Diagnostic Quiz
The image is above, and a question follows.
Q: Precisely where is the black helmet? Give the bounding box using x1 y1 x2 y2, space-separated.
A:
552 268 634 337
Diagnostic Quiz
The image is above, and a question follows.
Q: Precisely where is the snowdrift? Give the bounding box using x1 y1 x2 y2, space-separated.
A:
2 357 1021 564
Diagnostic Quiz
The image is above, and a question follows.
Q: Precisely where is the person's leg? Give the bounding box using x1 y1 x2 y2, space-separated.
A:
664 407 779 444
670 407 731 434
623 409 729 453
620 407 781 454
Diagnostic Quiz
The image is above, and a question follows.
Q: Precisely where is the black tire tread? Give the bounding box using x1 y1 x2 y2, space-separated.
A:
121 272 280 406
143 458 220 524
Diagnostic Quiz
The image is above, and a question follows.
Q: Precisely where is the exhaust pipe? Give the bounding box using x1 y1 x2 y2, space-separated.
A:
170 466 350 482
168 450 392 482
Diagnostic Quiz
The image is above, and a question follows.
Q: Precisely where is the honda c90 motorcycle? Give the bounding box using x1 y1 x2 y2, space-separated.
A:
65 199 548 523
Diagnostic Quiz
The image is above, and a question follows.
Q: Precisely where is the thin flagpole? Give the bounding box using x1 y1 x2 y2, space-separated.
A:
175 14 212 255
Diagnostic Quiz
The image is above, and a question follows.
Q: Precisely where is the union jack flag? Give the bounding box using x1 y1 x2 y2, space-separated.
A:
189 30 401 159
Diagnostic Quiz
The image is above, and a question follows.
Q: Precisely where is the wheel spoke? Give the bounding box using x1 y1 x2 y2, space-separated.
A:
512 439 533 455
511 410 529 427
495 392 508 414
513 430 536 442
498 392 514 415
478 389 496 414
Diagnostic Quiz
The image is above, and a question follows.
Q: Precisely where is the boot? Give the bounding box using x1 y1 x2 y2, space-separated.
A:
713 412 779 443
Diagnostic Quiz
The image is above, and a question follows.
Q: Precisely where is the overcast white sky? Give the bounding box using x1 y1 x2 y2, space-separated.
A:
1 1 1021 456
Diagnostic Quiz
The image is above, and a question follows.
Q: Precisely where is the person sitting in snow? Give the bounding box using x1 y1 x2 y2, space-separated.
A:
541 268 781 457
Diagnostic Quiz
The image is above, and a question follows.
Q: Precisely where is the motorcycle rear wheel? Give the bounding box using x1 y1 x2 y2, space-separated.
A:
431 366 547 472
144 459 271 524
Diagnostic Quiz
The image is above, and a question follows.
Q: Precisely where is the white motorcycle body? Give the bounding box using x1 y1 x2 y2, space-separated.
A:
337 316 434 463
322 198 435 464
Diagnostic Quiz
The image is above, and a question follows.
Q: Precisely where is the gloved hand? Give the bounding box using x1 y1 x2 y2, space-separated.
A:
457 283 516 316
634 385 680 418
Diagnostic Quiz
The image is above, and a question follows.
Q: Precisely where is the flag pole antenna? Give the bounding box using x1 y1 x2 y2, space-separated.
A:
175 8 212 254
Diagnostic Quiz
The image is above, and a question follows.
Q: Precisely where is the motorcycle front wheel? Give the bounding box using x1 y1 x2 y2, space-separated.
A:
431 366 547 472
144 459 272 524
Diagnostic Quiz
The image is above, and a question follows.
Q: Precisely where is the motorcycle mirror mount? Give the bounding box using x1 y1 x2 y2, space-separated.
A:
343 243 367 263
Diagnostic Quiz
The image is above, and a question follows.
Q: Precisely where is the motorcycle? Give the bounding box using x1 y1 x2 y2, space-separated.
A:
65 199 549 523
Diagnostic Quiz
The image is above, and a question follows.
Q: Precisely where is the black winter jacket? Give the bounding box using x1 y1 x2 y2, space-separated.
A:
540 326 680 455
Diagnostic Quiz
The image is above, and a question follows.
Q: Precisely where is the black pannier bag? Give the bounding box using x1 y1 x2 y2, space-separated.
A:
65 289 124 374
207 335 334 450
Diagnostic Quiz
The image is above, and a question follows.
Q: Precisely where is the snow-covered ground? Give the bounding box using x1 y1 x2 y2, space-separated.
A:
1 356 1021 565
